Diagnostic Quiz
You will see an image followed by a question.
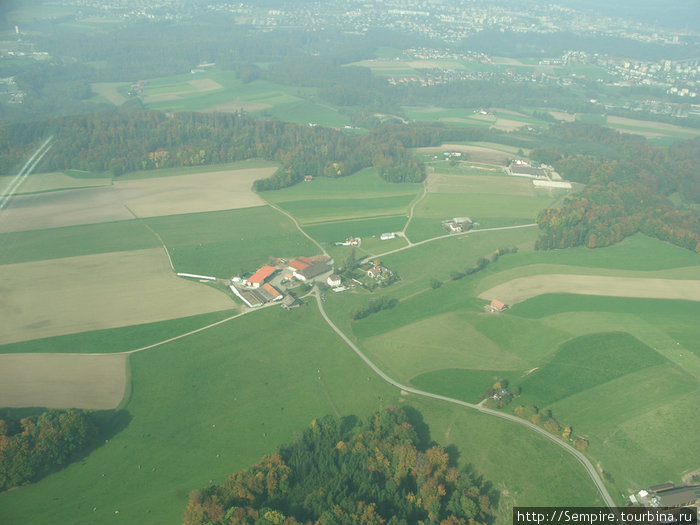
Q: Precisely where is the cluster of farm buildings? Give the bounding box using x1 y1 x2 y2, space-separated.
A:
229 255 335 308
505 160 572 189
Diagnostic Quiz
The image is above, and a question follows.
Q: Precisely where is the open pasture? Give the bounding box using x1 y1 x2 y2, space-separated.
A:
303 215 408 246
517 332 665 407
606 116 700 140
412 191 555 228
90 82 129 105
411 368 512 403
145 206 318 276
263 167 421 203
274 194 416 224
478 274 700 305
427 173 536 196
0 219 159 265
0 353 126 409
141 76 224 104
0 302 606 525
475 235 700 281
0 310 236 355
0 304 400 525
416 144 516 165
0 248 234 345
361 312 528 382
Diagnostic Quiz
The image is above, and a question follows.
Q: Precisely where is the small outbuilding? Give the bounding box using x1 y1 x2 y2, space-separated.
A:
489 299 508 312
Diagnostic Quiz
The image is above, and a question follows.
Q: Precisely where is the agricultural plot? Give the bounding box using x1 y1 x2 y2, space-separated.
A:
303 215 408 246
411 191 555 229
0 170 112 194
361 312 528 382
478 274 700 305
144 206 319 277
0 219 160 265
112 167 272 217
0 302 605 525
427 173 536 195
0 248 235 345
0 186 134 233
89 82 129 105
416 144 516 165
0 165 275 232
0 353 126 409
606 116 700 141
263 168 421 224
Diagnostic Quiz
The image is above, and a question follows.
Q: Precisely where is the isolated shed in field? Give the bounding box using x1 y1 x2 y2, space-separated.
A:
490 299 507 311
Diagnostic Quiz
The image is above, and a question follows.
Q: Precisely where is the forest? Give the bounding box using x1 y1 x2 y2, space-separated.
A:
182 407 492 525
0 110 425 187
532 123 700 251
0 409 98 491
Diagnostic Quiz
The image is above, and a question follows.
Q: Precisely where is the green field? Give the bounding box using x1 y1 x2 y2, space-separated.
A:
517 332 666 406
0 219 160 264
411 368 512 403
263 167 421 204
413 192 556 227
0 310 236 354
304 215 408 246
136 70 352 127
144 206 319 276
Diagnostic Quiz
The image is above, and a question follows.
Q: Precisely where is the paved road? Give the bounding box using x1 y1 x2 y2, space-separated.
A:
312 288 617 509
363 222 538 263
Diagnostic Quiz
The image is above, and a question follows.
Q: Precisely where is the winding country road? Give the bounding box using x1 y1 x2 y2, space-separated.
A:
311 288 617 509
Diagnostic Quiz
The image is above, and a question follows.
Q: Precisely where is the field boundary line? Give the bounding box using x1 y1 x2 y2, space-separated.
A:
311 287 616 509
263 202 328 256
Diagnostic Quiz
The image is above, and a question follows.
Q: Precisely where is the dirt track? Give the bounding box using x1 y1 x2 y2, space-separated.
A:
478 274 700 305
0 353 126 409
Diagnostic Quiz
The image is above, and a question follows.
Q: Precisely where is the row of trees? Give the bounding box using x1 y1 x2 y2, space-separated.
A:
0 409 98 491
352 296 399 320
512 406 588 452
183 408 492 525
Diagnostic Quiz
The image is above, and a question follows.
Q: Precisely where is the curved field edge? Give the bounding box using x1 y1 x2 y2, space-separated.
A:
478 274 700 306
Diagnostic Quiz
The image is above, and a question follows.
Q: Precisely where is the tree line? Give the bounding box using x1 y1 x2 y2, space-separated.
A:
0 409 98 491
183 407 492 525
0 110 425 187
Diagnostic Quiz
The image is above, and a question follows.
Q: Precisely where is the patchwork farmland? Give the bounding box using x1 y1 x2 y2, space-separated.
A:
1 153 698 525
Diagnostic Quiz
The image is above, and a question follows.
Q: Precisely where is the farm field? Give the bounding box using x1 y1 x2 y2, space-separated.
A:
263 168 421 224
0 170 112 194
0 163 276 232
89 82 129 105
144 206 319 277
136 70 351 127
0 248 235 345
416 143 520 165
0 302 605 525
0 219 161 264
478 273 700 305
0 353 127 409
